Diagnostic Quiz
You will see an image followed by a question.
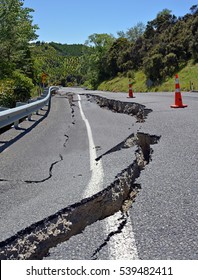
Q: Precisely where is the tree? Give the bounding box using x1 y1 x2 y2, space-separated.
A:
31 43 64 85
143 53 164 83
80 33 115 88
118 22 145 42
0 0 38 78
190 16 198 61
106 37 130 77
0 0 38 106
190 5 198 15
85 33 114 49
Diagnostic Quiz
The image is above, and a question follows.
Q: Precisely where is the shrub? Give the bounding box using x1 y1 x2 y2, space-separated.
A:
12 71 34 102
127 70 135 81
0 72 35 107
0 79 15 108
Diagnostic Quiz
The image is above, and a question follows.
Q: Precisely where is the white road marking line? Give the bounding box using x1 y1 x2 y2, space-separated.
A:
78 94 138 259
106 213 139 259
78 94 103 197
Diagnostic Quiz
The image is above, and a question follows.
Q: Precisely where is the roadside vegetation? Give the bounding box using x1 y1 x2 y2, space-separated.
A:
84 6 198 91
0 1 198 107
98 60 198 92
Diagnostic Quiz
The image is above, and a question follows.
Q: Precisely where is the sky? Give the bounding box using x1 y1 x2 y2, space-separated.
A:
23 0 197 44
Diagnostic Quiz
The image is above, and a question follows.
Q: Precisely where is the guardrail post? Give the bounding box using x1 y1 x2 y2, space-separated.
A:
14 120 19 129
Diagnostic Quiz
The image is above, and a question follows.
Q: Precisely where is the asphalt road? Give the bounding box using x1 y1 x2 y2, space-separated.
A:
0 87 197 259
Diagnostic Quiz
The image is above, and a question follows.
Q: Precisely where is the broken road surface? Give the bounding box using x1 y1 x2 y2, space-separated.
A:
0 88 197 260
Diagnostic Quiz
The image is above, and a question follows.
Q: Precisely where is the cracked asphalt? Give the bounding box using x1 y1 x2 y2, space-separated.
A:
83 89 198 260
0 91 91 240
0 87 197 259
45 88 198 260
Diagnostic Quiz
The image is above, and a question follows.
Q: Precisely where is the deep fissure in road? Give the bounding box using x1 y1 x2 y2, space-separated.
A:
86 94 152 122
0 94 160 260
0 132 160 260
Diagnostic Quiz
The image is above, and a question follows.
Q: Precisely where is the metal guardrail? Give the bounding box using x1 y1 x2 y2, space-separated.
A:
0 86 58 130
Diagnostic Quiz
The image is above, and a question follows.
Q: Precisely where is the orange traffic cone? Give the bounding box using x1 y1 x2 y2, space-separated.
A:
171 74 187 108
128 80 135 98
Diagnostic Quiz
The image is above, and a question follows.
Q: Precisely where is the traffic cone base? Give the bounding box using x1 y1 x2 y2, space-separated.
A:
128 90 135 98
171 92 188 108
171 104 188 108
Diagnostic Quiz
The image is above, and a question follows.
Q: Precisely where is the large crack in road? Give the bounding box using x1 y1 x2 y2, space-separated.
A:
86 94 152 122
0 92 161 260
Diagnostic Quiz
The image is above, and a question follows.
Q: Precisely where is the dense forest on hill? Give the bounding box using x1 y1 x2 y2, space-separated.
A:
0 0 198 107
81 6 198 89
49 42 85 57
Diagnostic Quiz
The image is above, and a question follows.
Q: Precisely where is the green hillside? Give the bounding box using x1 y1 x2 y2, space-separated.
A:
98 60 198 92
49 42 85 57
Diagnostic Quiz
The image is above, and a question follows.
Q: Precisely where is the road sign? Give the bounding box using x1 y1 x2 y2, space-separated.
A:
41 73 47 83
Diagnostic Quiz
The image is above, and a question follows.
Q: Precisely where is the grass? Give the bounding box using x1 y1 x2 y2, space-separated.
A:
98 61 198 93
